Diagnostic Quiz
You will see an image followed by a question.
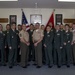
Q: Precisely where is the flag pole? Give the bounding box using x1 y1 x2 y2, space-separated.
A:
21 8 23 25
53 9 55 26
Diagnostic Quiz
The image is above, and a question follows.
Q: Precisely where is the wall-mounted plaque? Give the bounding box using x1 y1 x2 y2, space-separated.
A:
30 14 42 24
9 15 17 25
55 14 62 25
0 18 8 23
64 19 75 23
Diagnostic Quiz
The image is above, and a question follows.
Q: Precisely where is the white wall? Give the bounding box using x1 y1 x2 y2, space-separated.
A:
0 8 75 30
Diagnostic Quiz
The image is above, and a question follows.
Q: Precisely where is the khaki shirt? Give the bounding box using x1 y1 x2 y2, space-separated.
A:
70 28 73 32
32 29 44 41
19 30 29 42
72 30 75 42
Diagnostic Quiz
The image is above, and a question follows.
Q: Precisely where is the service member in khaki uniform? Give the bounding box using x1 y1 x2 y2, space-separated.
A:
32 23 44 68
19 24 30 68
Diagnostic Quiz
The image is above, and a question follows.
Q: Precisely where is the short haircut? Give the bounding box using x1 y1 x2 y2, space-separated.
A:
36 23 40 25
6 24 10 26
65 24 69 27
11 22 16 25
30 23 34 26
41 25 44 27
18 24 21 26
22 23 26 25
46 25 51 28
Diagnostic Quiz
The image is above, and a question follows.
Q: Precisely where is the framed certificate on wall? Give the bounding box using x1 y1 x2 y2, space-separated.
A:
55 14 62 25
30 14 42 24
9 15 17 25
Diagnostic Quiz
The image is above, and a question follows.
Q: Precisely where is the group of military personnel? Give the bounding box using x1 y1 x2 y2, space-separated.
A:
0 22 75 69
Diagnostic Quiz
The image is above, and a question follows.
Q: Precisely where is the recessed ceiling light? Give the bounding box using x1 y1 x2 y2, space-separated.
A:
58 0 75 2
0 0 18 1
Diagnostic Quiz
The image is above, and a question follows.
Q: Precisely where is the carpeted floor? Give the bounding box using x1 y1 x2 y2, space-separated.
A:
0 63 75 75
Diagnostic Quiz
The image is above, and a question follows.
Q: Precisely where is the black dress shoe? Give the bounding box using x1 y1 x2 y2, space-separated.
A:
0 64 6 66
3 64 6 66
22 66 27 68
9 66 13 69
33 63 37 66
48 66 53 68
28 59 31 62
57 66 61 68
36 66 41 68
73 63 75 66
67 65 70 68
27 64 30 66
13 63 17 66
0 63 2 66
32 59 35 61
43 62 46 65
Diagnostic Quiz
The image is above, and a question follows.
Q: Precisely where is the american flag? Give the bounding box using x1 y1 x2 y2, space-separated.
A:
22 9 30 30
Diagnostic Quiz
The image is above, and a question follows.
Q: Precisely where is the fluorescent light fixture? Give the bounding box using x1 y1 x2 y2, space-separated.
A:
58 0 75 2
0 0 18 1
